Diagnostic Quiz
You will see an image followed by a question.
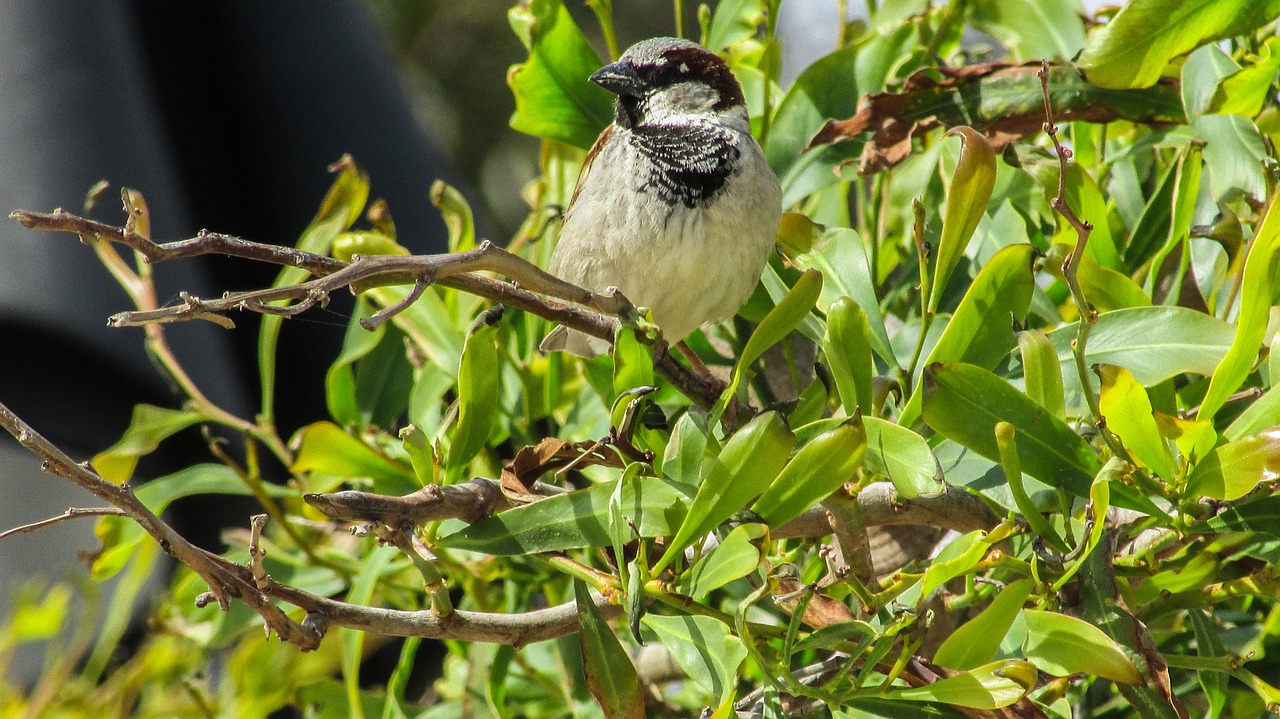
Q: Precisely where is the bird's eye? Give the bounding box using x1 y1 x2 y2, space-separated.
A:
644 61 683 87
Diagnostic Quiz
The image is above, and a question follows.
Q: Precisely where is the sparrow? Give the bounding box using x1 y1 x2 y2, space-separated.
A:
540 37 782 357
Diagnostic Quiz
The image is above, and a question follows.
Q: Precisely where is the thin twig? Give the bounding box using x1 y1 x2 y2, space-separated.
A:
248 514 269 591
1038 62 1129 462
10 209 347 276
0 507 127 541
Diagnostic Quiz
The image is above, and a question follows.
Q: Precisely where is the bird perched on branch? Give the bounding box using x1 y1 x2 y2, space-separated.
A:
540 37 782 358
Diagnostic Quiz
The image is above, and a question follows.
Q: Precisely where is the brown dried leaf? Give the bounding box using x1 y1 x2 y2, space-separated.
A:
500 436 624 502
776 578 857 628
810 62 1184 174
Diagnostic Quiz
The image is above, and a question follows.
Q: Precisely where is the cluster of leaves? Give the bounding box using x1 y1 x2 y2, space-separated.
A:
4 0 1280 718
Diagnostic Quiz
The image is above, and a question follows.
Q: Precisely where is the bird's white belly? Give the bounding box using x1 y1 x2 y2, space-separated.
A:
552 179 775 342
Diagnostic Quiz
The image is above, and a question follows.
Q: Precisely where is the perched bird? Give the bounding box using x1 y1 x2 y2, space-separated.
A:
540 37 783 357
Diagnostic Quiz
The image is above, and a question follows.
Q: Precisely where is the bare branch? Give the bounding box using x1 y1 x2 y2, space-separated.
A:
0 400 322 650
248 514 269 592
11 209 348 276
14 207 727 410
305 479 1000 544
776 482 1000 539
0 507 127 541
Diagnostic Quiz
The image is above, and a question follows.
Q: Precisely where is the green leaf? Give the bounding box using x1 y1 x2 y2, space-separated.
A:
1046 306 1234 387
1226 384 1280 440
792 228 898 368
612 326 654 397
1142 144 1204 302
902 243 1036 425
1209 36 1280 117
739 268 823 372
996 422 1070 553
331 231 408 263
684 524 764 599
1096 364 1177 480
448 322 501 481
1199 188 1280 420
937 243 1036 367
1022 609 1143 684
930 128 997 312
1187 609 1229 719
920 530 990 599
935 578 1034 670
91 404 204 484
704 0 769 51
291 422 418 496
863 416 945 499
507 0 612 149
923 363 1100 496
1186 426 1280 500
430 180 477 254
968 0 1085 62
752 416 867 526
575 580 645 719
655 412 795 573
766 43 860 179
884 660 1037 709
342 545 398 719
325 299 414 430
9 584 73 643
1194 114 1270 204
1044 244 1150 311
1017 329 1065 418
662 412 708 485
262 158 368 421
1078 0 1280 89
640 614 747 705
1182 44 1241 117
1052 165 1120 270
1201 494 1280 535
716 269 822 421
439 476 695 554
1123 146 1184 270
823 300 874 417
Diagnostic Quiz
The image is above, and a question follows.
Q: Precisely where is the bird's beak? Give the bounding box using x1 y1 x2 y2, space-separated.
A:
589 60 643 97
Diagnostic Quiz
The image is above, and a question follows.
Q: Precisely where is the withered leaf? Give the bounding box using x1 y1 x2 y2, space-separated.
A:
810 62 1184 174
500 436 623 502
776 577 857 628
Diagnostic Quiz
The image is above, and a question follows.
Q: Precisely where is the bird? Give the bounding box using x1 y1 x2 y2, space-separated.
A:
539 37 783 358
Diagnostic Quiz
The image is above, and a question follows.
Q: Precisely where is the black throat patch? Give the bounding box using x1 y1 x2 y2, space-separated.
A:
628 123 740 209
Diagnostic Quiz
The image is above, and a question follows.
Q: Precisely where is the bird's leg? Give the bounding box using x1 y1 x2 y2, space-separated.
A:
674 340 713 379
673 339 732 406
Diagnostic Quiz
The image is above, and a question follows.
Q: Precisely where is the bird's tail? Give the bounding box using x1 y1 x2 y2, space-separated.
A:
539 325 610 358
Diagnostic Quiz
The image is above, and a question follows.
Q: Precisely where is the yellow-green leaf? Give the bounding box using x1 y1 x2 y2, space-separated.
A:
1096 364 1176 480
823 296 874 416
1186 426 1280 500
1022 609 1143 684
886 660 1037 709
1078 0 1280 89
752 416 867 526
930 127 997 311
447 322 501 481
655 412 795 573
1200 187 1280 420
575 580 645 719
935 578 1034 670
